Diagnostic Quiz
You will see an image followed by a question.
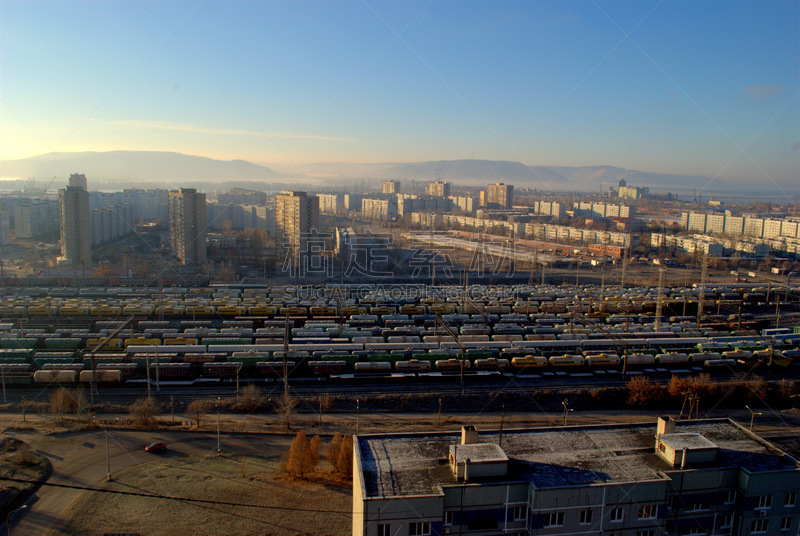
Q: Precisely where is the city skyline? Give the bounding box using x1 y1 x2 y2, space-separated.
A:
1 1 798 192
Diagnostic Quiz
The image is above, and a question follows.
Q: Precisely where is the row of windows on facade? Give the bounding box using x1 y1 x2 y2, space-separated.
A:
373 493 797 536
377 517 793 536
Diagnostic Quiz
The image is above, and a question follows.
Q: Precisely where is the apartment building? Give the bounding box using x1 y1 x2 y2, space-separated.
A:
168 188 207 265
354 418 800 536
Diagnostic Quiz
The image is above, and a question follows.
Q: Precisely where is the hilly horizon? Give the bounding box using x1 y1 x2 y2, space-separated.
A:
0 150 758 194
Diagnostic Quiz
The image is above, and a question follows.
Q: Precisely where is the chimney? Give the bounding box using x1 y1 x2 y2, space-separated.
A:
657 416 676 436
462 425 478 445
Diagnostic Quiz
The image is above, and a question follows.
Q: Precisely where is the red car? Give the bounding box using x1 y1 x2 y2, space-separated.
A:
145 442 167 453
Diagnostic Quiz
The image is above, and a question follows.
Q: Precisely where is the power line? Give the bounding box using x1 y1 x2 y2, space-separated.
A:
0 475 352 516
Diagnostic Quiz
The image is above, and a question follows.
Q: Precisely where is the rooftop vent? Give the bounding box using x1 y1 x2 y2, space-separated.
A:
656 432 719 468
462 425 478 445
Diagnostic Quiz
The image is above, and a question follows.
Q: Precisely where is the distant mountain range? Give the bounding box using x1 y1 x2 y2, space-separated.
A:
0 150 748 194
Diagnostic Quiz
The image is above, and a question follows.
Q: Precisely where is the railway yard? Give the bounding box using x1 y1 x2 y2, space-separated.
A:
1 281 799 404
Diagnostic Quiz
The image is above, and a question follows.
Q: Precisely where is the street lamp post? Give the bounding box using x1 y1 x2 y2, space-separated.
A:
746 405 762 431
216 396 221 457
562 399 573 426
105 425 111 481
6 504 27 536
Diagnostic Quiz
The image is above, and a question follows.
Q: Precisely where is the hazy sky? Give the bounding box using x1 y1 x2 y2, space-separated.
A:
1 1 798 187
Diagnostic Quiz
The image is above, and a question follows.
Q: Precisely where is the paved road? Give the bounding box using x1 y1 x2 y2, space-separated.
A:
7 428 292 536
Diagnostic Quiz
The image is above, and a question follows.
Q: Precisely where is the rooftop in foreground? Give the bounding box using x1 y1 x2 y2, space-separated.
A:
357 419 798 498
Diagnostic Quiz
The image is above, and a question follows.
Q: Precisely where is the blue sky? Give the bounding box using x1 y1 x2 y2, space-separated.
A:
1 1 797 188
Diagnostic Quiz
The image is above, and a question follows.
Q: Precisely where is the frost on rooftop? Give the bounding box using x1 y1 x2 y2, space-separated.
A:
357 419 797 498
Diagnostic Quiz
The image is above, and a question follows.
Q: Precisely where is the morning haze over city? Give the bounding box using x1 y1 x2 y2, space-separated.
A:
2 3 800 536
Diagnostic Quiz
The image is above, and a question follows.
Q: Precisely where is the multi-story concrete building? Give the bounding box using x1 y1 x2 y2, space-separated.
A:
353 418 800 536
275 190 320 268
13 198 60 238
426 181 450 197
216 187 267 206
58 173 91 267
318 193 346 215
687 212 708 233
90 205 134 246
382 180 400 195
361 197 398 222
0 208 10 247
168 188 207 265
487 182 513 208
449 196 477 214
744 217 765 238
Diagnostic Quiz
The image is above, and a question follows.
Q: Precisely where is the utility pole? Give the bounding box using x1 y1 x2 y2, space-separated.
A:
283 314 290 399
697 257 708 326
655 267 665 331
435 313 468 387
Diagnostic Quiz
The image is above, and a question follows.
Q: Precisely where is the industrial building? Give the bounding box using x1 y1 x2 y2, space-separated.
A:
354 417 800 536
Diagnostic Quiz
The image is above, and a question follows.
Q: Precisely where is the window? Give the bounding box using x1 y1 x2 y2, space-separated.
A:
636 531 655 536
408 521 430 536
513 505 527 521
781 517 792 531
688 502 710 512
543 512 564 527
377 524 390 536
719 513 733 529
757 495 772 509
725 490 737 504
638 505 657 519
444 512 453 526
786 492 797 507
751 519 768 534
580 509 593 524
610 508 624 522
681 529 706 536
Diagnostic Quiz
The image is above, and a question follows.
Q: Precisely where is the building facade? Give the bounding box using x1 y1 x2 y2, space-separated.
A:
58 173 91 267
354 418 800 536
168 188 207 265
382 180 400 195
275 190 320 269
487 183 514 208
427 181 451 197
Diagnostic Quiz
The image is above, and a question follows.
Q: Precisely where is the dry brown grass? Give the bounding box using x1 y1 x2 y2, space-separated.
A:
56 454 351 536
0 439 51 517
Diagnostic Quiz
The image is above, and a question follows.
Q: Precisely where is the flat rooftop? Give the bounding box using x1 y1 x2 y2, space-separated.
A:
357 419 798 498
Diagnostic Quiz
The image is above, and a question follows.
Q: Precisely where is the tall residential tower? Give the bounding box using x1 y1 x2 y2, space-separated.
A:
58 173 91 267
275 191 320 269
169 188 207 265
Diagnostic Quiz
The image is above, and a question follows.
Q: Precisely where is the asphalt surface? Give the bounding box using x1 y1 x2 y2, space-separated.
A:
6 427 293 536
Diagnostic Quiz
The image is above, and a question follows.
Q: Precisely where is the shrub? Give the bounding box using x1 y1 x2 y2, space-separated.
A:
187 399 214 428
626 376 665 407
129 398 160 427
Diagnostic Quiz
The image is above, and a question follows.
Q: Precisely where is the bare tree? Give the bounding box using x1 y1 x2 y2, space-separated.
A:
49 388 76 424
317 393 332 425
238 384 264 412
187 399 213 428
129 398 160 427
276 393 298 431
